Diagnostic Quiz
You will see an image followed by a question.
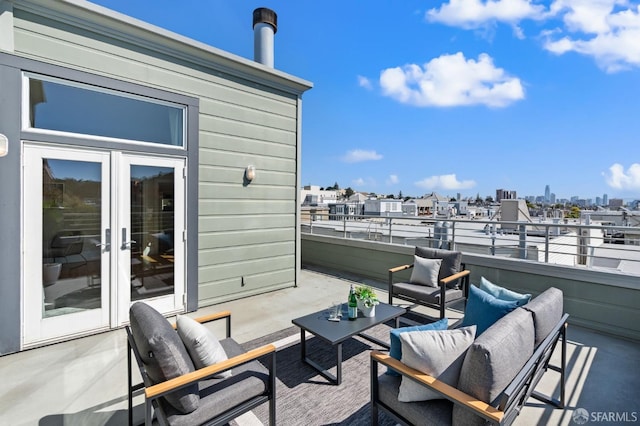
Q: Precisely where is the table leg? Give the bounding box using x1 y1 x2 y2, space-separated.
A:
335 343 342 385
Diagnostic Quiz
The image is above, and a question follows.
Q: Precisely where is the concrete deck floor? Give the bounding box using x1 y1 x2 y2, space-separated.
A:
0 267 638 426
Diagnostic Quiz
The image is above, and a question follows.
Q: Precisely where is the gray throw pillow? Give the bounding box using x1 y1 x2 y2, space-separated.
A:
129 302 199 414
409 256 442 287
398 325 476 402
177 315 232 378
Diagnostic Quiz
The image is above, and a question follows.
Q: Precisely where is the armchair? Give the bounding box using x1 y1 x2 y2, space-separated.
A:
388 247 470 319
126 303 276 426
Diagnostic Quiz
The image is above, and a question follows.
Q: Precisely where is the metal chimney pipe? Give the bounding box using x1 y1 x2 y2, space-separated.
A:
253 7 277 67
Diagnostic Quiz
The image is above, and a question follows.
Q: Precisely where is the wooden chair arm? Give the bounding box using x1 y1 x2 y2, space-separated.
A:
145 343 276 399
193 310 231 324
439 269 470 286
371 351 504 424
170 310 232 330
389 264 413 274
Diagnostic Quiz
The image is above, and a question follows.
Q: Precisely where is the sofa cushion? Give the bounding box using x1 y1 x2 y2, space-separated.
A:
176 315 232 378
129 302 199 414
387 318 449 376
522 287 564 346
460 285 520 335
377 374 453 426
398 326 476 402
479 277 531 306
162 338 270 426
410 257 442 287
414 247 462 288
453 308 535 425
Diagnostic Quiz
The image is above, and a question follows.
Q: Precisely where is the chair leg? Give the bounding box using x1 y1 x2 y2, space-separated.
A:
128 341 133 426
559 323 567 408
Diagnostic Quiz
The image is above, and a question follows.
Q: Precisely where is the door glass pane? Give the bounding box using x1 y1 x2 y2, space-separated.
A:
42 159 102 318
130 166 175 301
28 76 184 146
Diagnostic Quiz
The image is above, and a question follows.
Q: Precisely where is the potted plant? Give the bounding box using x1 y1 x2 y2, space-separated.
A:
355 284 380 317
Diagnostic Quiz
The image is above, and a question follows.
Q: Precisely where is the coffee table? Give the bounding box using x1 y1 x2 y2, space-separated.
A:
291 303 406 385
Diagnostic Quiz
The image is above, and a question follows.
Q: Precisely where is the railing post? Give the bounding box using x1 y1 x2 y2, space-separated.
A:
343 215 347 238
545 225 550 263
450 221 456 250
388 219 392 244
519 223 527 259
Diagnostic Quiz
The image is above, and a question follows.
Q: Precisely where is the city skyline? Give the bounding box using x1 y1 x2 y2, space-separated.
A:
93 1 640 199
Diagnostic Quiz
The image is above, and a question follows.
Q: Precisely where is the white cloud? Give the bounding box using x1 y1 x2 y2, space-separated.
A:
353 178 366 187
386 174 399 185
544 1 640 72
415 174 477 190
603 163 640 190
357 75 373 90
379 52 524 107
341 149 383 163
427 0 547 29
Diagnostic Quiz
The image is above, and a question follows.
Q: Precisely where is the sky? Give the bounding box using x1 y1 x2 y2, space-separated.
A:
91 0 640 201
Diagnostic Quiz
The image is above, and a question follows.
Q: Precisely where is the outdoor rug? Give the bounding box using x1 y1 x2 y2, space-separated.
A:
240 322 401 426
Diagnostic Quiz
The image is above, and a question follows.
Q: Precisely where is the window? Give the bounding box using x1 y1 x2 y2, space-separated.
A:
26 74 185 147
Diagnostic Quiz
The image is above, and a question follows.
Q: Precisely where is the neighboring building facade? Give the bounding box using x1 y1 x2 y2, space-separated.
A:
364 198 403 217
0 0 311 354
496 188 517 202
300 185 338 205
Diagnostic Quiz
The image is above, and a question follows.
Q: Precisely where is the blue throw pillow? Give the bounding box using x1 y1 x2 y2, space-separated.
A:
480 277 531 306
461 285 519 335
386 318 448 376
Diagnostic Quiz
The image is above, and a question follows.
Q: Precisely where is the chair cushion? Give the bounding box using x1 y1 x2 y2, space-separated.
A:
414 247 462 287
386 318 449 376
410 257 442 287
479 277 531 306
161 338 270 426
453 308 534 425
522 287 564 347
392 282 463 305
129 302 199 414
176 315 231 378
460 285 519 335
398 326 476 402
377 374 453 426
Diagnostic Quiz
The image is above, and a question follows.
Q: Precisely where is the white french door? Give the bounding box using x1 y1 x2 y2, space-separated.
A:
23 144 186 346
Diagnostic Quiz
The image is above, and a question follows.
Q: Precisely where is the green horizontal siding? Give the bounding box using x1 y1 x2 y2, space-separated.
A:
14 6 302 304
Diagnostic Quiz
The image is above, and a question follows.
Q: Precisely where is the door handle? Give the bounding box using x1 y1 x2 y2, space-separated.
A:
96 229 111 252
121 228 136 250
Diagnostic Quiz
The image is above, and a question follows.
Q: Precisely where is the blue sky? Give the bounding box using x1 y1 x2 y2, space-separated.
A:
92 0 640 201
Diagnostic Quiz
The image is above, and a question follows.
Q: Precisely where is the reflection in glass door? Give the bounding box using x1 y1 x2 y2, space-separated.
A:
116 154 185 324
130 165 176 301
24 145 110 345
42 159 104 317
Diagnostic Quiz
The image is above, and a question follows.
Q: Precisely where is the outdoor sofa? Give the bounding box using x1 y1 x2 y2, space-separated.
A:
371 286 568 425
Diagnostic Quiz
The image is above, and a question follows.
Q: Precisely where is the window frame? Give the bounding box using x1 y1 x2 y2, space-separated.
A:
22 72 187 150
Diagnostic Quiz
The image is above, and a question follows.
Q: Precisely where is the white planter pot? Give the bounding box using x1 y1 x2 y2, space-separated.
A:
43 262 62 286
360 304 376 317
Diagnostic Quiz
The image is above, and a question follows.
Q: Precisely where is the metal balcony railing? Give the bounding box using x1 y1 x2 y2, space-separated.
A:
301 213 640 275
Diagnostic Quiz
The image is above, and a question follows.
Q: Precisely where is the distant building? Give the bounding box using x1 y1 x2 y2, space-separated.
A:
545 185 551 203
496 189 517 202
609 198 624 208
364 199 403 217
300 185 338 206
603 194 609 206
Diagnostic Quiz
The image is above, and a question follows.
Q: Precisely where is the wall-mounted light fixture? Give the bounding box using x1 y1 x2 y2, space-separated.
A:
245 165 256 182
0 134 8 157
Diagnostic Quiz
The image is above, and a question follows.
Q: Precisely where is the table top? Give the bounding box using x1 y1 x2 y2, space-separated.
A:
291 303 406 345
